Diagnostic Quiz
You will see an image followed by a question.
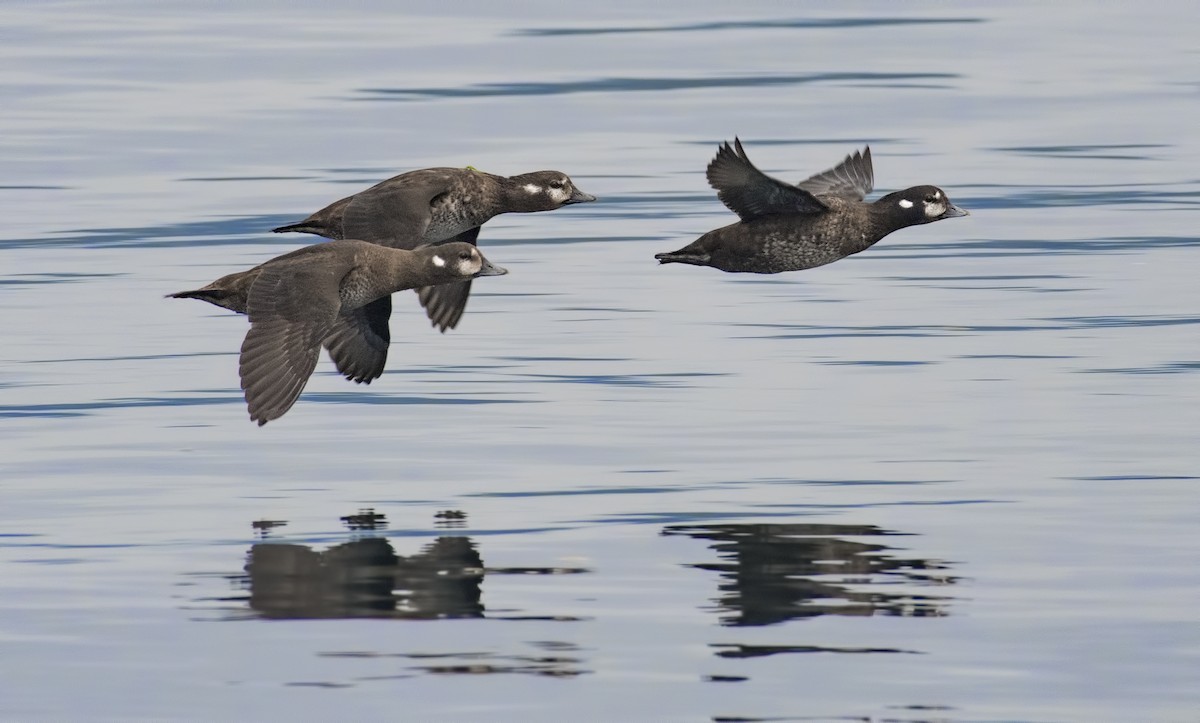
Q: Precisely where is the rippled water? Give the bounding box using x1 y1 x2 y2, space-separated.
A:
3 2 1199 721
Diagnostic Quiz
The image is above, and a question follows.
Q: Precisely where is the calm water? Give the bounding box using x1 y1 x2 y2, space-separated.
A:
3 2 1199 721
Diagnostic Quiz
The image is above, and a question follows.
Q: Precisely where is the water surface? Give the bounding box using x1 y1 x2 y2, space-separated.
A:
2 2 1198 721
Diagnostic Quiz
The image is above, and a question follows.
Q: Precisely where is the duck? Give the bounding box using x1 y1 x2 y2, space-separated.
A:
654 139 967 273
169 240 507 425
273 166 595 331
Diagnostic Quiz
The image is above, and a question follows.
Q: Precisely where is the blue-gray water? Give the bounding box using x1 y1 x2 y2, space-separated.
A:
3 2 1199 721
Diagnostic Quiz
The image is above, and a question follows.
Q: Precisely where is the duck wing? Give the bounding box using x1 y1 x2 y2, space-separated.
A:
341 170 460 249
795 146 874 201
706 138 828 221
240 261 344 425
323 295 392 384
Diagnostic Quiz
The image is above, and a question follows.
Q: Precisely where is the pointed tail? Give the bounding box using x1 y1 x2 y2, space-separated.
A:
166 288 245 313
271 221 321 235
654 251 710 266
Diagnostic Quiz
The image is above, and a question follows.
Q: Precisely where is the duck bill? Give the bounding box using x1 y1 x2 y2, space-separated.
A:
565 188 597 204
475 259 508 277
942 203 969 218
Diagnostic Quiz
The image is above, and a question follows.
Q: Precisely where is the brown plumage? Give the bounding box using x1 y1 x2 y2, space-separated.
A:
656 139 967 273
273 166 594 331
170 240 507 425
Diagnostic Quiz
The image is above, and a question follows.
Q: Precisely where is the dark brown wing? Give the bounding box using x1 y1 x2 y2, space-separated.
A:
795 146 874 201
341 172 458 249
323 295 392 384
415 226 481 333
240 262 343 425
706 138 828 221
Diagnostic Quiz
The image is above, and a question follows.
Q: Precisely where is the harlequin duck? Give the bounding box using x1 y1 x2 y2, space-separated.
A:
274 167 594 331
655 139 966 273
169 240 507 425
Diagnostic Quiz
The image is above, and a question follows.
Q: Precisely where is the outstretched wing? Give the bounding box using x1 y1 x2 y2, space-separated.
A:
240 262 342 425
796 146 874 201
323 295 392 384
341 172 456 249
415 226 481 333
706 138 828 221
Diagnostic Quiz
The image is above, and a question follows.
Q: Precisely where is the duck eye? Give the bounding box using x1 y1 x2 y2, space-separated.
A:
549 180 563 189
924 196 936 204
459 250 472 260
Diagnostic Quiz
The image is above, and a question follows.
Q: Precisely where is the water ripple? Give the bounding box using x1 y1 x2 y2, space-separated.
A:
1078 361 1200 375
1 216 628 250
357 72 959 101
0 216 288 250
955 185 1200 210
0 396 236 419
993 143 1169 160
513 17 983 37
873 235 1200 261
737 315 1200 340
517 372 722 388
0 272 122 286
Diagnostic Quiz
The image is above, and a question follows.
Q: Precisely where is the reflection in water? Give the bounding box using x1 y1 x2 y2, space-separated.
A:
711 643 919 657
663 523 958 626
357 71 958 102
209 513 593 679
318 648 588 678
243 535 485 620
340 508 387 531
223 511 588 624
434 509 469 529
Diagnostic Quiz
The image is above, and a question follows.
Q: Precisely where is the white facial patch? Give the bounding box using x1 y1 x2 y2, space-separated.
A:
548 186 568 203
432 254 446 267
523 183 542 194
898 198 914 209
457 257 478 276
924 201 947 218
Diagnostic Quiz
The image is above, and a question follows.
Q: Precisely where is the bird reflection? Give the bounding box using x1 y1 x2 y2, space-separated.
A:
227 510 588 623
213 512 592 678
662 522 958 626
242 534 485 620
230 510 485 620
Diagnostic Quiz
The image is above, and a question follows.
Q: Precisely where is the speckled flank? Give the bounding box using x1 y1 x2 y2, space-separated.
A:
426 180 493 241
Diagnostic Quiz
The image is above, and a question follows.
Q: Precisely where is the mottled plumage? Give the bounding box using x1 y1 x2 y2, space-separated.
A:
274 166 594 331
170 240 507 425
655 139 967 273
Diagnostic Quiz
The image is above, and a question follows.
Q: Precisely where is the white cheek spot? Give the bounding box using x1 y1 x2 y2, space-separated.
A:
898 199 914 209
924 201 946 218
548 187 568 203
523 183 542 194
432 255 446 267
457 259 476 275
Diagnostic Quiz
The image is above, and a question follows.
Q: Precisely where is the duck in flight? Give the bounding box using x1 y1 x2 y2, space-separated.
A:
655 139 967 274
170 240 507 425
274 166 594 331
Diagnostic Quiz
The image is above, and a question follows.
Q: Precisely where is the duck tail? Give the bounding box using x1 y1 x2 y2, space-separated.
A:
654 251 710 266
271 221 321 235
166 288 241 312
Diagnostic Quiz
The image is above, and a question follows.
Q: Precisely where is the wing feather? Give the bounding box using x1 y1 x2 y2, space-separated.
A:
239 262 342 425
706 138 829 221
795 146 874 201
